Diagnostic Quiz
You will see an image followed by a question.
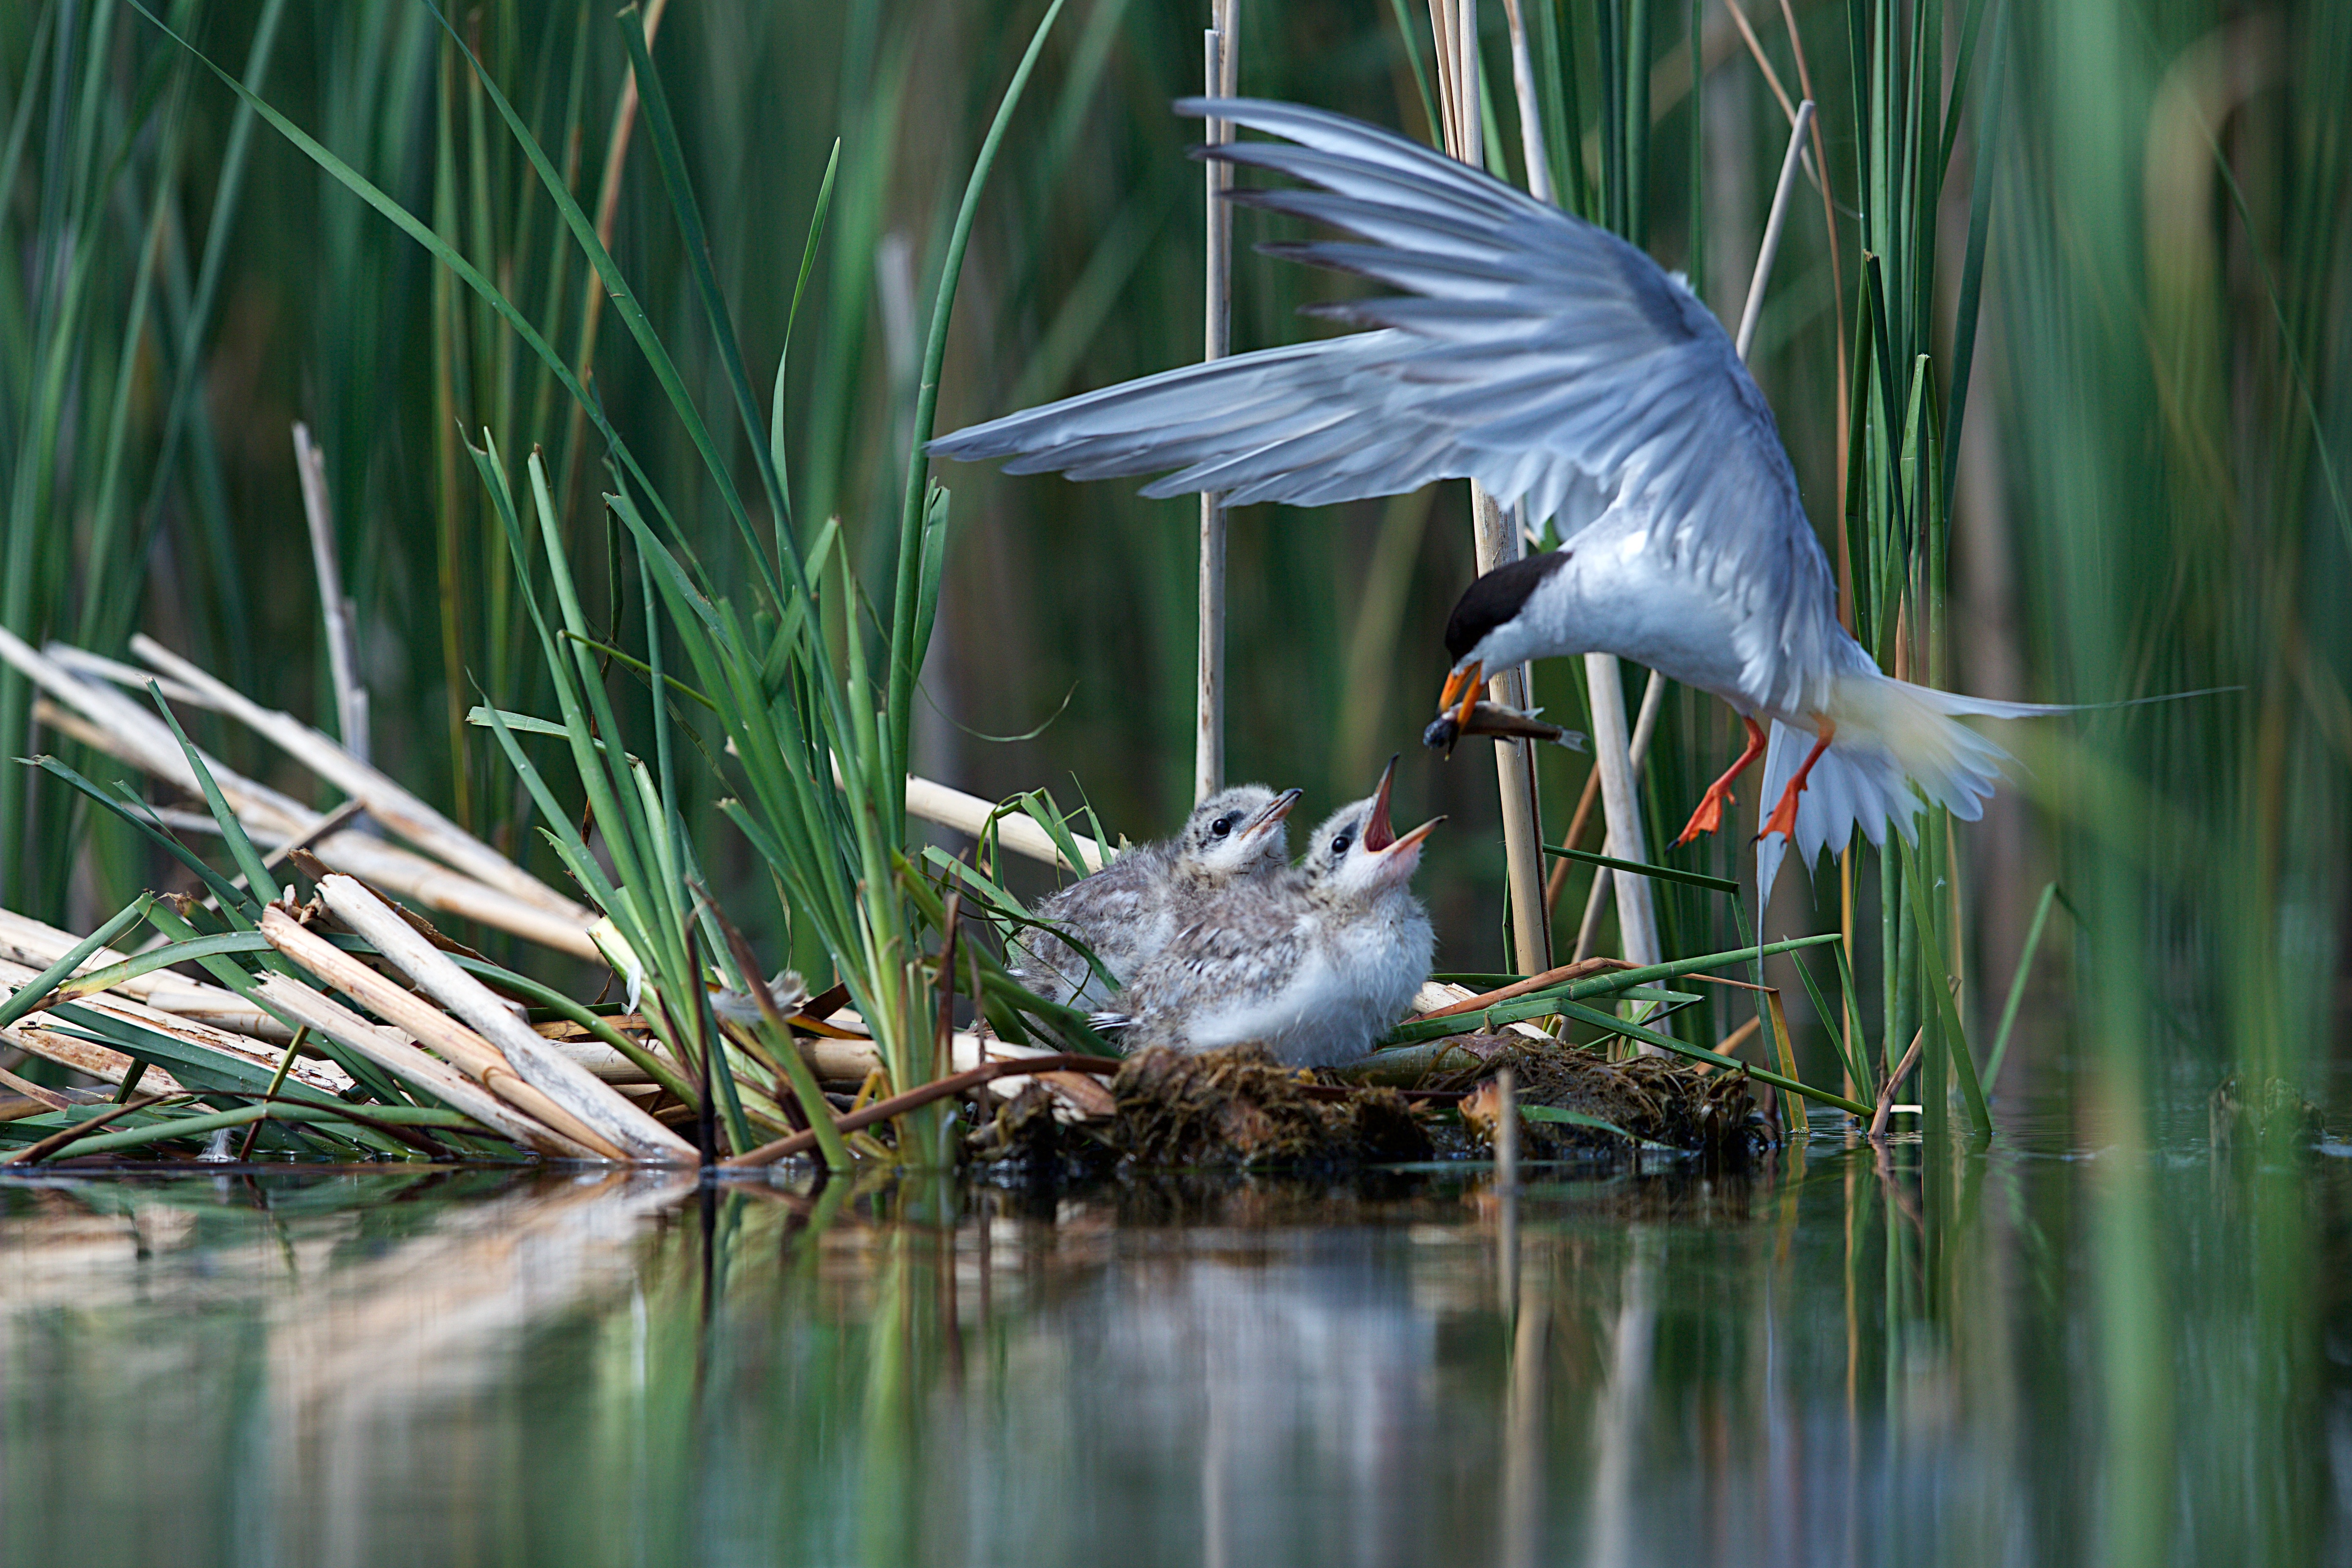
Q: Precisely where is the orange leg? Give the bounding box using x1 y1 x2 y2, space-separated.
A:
1671 716 1769 847
1758 720 1836 843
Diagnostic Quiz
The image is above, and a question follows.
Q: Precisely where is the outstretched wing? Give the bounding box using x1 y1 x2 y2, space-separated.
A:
929 98 1840 710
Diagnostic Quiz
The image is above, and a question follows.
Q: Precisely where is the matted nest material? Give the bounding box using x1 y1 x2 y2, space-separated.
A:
1111 1045 1432 1168
1417 1034 1769 1160
965 1080 1118 1180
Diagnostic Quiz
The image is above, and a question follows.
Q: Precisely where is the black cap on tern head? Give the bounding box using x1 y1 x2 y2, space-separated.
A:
1443 549 1571 663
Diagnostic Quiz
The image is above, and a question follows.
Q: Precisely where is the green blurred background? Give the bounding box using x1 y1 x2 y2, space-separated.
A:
1 0 2344 1093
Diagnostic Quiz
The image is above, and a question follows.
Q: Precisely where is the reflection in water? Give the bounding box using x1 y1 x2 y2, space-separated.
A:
0 1118 2345 1567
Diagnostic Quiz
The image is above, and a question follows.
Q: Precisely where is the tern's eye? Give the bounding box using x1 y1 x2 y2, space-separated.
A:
1212 814 1236 836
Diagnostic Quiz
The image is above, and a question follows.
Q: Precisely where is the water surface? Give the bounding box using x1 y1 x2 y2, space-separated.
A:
1 1100 2343 1566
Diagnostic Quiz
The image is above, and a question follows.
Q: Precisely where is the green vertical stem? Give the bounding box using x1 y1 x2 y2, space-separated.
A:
886 0 1065 839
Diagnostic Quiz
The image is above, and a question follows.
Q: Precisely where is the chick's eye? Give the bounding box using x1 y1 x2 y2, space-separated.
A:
1211 815 1235 836
1330 835 1352 857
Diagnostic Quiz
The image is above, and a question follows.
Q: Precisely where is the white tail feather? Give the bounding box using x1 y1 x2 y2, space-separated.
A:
1753 672 2015 895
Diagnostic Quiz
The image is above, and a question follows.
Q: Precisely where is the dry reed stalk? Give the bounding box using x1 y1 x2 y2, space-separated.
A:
257 907 622 1159
316 874 697 1163
1867 1027 1925 1140
293 422 369 768
42 645 211 709
0 908 292 1039
901 773 1105 871
1408 980 1556 1042
1429 0 1554 975
0 1063 76 1112
1573 673 1668 961
10 634 600 956
0 1021 186 1094
131 635 588 921
250 967 602 1160
0 1020 185 1091
718 1051 1119 1169
297 834 602 957
0 955 354 1097
1195 0 1240 803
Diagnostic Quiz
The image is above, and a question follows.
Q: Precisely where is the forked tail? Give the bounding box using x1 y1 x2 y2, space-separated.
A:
1752 673 2050 895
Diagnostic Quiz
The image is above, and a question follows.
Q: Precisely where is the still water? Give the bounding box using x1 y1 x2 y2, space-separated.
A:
0 1100 2344 1567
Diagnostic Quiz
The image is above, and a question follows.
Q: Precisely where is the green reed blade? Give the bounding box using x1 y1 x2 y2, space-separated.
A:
1983 881 2059 1093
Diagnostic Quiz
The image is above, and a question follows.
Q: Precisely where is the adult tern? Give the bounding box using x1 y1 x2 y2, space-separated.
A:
932 98 2066 890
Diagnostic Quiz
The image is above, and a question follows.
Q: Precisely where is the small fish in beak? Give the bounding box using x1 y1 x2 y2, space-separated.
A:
1424 699 1587 758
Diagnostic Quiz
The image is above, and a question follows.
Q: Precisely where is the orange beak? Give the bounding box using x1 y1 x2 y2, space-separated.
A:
1384 817 1444 859
1439 661 1484 730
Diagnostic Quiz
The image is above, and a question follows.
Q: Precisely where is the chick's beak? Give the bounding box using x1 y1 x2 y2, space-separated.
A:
1361 756 1401 851
1241 787 1303 842
1382 817 1444 860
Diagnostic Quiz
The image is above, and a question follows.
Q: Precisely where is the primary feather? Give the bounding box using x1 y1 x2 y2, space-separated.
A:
930 97 1844 718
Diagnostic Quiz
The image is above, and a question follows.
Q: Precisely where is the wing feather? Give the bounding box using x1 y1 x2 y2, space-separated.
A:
928 97 1842 711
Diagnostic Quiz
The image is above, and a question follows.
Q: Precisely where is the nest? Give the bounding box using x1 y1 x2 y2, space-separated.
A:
964 1079 1120 1182
1413 1034 1770 1162
961 1032 1771 1175
1108 1045 1432 1168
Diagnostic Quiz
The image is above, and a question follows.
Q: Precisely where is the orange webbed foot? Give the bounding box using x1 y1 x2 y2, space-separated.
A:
1670 785 1733 848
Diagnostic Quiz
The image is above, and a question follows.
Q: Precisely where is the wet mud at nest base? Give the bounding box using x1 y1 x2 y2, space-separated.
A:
964 1039 1776 1175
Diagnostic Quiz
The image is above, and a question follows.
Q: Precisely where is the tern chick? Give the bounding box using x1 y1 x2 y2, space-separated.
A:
1014 784 1302 1009
1096 760 1439 1067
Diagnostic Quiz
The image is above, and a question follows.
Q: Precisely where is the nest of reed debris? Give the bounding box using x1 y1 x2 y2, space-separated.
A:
965 1034 1772 1174
1420 1033 1770 1161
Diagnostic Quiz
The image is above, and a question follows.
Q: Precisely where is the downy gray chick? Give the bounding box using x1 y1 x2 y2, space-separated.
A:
1096 759 1439 1067
1014 784 1302 1010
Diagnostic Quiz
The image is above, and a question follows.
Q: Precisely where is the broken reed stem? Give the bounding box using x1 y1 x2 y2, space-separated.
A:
898 772 1106 872
256 908 617 1158
294 422 368 768
1867 1027 1925 1141
316 874 697 1162
720 1052 1119 1168
1195 0 1238 804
